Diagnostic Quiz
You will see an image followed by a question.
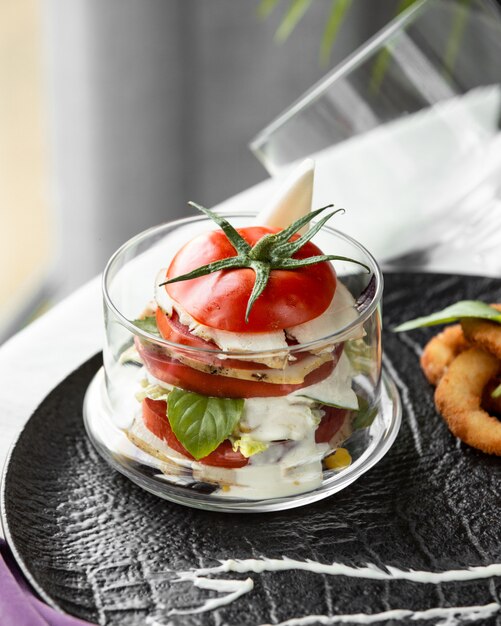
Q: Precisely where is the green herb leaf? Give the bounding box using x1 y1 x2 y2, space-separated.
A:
132 316 160 336
492 383 501 399
352 397 378 430
393 301 501 332
167 388 244 460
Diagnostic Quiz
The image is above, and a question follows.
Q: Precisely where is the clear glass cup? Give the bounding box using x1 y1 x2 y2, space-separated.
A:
83 212 401 512
250 0 501 276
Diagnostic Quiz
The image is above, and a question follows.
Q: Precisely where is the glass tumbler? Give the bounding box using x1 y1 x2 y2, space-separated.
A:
84 212 401 512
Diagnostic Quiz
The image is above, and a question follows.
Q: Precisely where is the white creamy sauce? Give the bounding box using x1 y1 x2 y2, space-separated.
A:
239 398 319 442
287 282 360 344
167 575 254 616
147 604 500 626
290 351 358 410
259 604 500 626
193 433 332 500
190 557 501 583
219 436 331 500
162 556 501 624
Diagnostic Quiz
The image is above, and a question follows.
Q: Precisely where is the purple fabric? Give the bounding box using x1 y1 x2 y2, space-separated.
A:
0 539 94 626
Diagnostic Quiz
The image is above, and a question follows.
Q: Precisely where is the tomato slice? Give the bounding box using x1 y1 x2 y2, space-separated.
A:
142 397 248 468
315 407 350 444
136 339 341 398
166 226 337 332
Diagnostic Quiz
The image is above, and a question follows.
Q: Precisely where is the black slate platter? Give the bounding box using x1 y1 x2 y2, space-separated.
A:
2 272 501 626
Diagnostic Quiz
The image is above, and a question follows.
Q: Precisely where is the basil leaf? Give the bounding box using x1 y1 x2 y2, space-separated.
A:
167 388 244 460
352 397 378 430
132 316 160 336
492 383 501 399
393 301 501 332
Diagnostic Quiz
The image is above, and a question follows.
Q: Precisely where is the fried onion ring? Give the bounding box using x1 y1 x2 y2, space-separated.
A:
435 348 501 455
420 324 470 386
461 304 501 360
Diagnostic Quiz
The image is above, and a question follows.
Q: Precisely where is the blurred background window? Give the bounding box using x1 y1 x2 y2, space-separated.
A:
0 0 403 343
0 0 53 342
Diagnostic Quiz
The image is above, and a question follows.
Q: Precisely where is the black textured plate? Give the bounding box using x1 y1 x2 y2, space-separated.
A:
2 273 501 626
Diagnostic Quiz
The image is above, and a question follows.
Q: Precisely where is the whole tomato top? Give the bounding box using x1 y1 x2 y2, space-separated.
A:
165 226 337 333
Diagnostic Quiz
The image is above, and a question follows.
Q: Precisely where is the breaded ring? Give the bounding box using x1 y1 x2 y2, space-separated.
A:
435 348 501 455
461 304 501 360
420 324 470 386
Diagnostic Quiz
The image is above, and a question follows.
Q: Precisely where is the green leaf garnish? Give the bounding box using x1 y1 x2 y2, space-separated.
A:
167 388 244 460
161 202 370 322
492 383 501 399
352 397 378 430
393 301 501 332
132 316 160 336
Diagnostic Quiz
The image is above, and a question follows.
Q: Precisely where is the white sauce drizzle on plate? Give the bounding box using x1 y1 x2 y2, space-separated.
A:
188 556 501 583
146 556 501 625
258 603 500 626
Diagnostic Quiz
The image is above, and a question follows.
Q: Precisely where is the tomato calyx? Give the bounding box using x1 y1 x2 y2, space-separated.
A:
161 202 369 323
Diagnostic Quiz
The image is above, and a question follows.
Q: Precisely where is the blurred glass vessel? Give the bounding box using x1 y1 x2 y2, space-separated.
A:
84 212 401 512
250 0 501 275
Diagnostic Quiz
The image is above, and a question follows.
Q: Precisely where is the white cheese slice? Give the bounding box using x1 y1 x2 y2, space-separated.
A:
256 158 314 232
287 282 360 345
289 351 359 410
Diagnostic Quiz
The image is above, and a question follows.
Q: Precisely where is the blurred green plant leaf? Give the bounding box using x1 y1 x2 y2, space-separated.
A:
258 0 281 19
444 0 470 76
370 0 419 93
320 0 353 65
275 0 314 42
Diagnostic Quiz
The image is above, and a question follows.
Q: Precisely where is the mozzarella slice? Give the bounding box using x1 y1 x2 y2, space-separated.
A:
256 158 314 232
287 282 361 344
289 352 359 410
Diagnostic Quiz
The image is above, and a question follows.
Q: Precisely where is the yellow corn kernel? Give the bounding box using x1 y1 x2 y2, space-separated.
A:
324 448 352 470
